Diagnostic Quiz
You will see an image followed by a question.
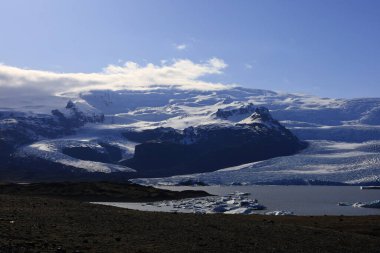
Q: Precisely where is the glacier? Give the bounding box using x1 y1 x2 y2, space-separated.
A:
1 86 380 183
133 140 380 185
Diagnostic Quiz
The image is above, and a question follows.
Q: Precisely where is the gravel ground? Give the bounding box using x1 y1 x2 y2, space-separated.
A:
1 194 380 253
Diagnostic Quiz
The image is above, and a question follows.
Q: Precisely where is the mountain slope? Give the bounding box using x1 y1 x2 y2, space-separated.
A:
122 107 306 177
1 86 380 183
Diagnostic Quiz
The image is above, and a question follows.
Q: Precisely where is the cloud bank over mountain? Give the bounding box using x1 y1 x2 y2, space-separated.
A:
0 58 232 99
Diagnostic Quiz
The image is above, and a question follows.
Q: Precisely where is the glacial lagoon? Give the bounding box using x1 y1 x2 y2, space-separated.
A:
95 186 380 216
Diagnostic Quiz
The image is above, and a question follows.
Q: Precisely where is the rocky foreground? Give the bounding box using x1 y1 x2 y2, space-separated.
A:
0 194 380 252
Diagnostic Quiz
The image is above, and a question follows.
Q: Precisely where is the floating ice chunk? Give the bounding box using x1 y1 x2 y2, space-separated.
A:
228 191 250 196
136 191 266 214
246 203 265 210
239 199 257 207
224 208 255 215
360 186 380 190
337 202 352 206
353 200 380 209
265 210 294 216
212 205 229 213
226 199 237 205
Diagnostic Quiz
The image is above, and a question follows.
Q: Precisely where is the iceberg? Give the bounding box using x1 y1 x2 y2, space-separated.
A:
353 200 380 209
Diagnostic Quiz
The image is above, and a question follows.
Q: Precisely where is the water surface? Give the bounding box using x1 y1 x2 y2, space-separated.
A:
97 186 380 216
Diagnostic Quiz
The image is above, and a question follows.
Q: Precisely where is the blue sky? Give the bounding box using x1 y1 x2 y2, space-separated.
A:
0 0 379 98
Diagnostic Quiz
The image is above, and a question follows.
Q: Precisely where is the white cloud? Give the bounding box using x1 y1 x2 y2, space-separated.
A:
0 58 233 99
245 63 253 69
175 44 187 50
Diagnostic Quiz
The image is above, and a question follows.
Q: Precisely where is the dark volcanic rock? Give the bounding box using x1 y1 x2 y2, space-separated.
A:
62 147 114 164
0 181 210 202
122 108 307 177
61 143 123 164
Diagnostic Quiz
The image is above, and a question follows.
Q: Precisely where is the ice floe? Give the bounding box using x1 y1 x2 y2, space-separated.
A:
265 211 295 216
353 200 380 209
338 200 380 209
145 192 265 214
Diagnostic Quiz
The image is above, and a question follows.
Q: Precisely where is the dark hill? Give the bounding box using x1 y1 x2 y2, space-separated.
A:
122 108 307 177
0 181 210 202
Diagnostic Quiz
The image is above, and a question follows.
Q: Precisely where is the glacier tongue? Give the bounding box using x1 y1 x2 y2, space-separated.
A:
133 140 380 186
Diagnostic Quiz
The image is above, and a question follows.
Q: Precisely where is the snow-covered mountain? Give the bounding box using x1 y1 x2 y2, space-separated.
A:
1 86 380 184
78 88 380 139
121 107 305 177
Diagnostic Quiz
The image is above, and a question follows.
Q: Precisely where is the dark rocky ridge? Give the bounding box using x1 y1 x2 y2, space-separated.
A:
0 101 105 173
123 107 307 177
0 101 104 145
0 181 210 202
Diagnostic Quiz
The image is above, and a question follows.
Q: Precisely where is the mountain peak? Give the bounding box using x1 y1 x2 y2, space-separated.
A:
250 107 273 122
65 100 76 109
238 106 277 126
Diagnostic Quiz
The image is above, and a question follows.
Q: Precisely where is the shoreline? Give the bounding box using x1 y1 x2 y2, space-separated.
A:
1 194 379 252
